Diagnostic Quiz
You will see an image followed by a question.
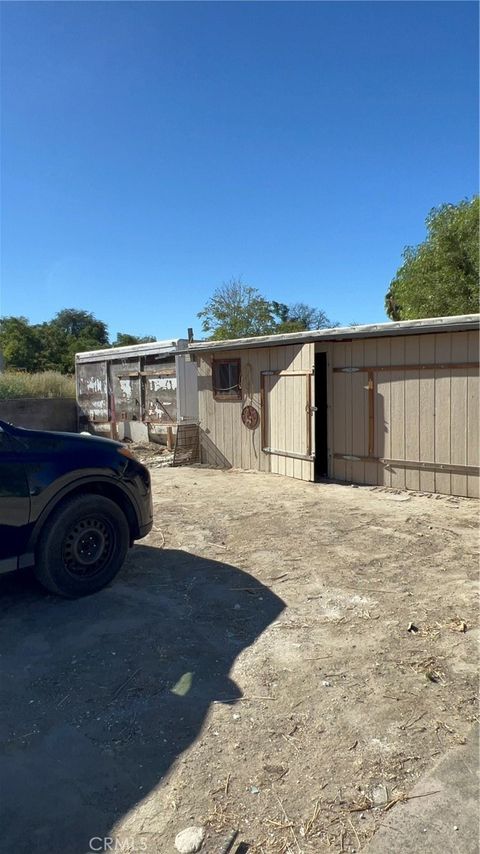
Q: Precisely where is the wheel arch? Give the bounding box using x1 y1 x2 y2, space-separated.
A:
27 480 140 556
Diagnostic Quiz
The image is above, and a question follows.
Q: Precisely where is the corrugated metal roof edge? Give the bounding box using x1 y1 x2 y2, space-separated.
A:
75 338 188 364
181 315 480 354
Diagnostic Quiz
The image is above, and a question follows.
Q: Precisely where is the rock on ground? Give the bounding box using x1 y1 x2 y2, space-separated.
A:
174 825 206 854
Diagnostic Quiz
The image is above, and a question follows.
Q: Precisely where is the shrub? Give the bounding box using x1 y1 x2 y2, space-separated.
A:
0 371 76 400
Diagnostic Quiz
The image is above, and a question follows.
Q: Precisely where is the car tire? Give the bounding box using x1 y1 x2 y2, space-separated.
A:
34 494 130 598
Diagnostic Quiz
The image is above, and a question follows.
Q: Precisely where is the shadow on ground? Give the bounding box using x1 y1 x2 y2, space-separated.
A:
0 546 285 854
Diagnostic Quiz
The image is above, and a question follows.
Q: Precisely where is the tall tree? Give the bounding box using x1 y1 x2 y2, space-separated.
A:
385 197 479 320
271 301 334 333
198 281 334 340
51 308 109 345
198 279 276 340
112 333 157 348
48 308 110 372
0 316 42 371
0 309 158 373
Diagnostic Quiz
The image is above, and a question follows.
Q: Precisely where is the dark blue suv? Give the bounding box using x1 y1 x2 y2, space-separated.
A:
0 420 153 597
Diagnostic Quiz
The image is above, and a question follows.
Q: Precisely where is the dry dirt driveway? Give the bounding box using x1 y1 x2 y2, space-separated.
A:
0 466 478 854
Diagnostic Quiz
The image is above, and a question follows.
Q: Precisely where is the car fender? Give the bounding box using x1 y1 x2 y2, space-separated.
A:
23 474 141 560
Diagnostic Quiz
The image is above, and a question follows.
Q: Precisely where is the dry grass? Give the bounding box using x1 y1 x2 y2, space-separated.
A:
0 371 75 400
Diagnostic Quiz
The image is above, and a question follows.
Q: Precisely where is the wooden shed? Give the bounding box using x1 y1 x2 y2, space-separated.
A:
187 314 479 497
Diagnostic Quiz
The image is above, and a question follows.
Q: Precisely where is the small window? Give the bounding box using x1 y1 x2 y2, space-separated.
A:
212 358 241 400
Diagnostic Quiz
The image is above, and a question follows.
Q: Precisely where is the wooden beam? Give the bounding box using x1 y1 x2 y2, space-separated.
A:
261 370 313 377
333 453 479 476
334 362 479 373
263 447 314 462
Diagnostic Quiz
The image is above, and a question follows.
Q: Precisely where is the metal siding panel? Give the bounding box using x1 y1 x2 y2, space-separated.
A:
325 344 334 479
301 343 314 481
332 343 347 482
404 336 421 491
363 338 379 485
284 346 296 479
144 370 177 424
389 338 406 489
434 334 452 495
253 348 270 472
176 355 199 423
240 349 251 470
375 337 391 486
450 334 469 497
110 360 141 422
344 343 353 483
467 332 480 498
418 337 436 493
198 355 215 465
292 345 304 480
273 346 287 477
76 361 108 424
350 342 366 485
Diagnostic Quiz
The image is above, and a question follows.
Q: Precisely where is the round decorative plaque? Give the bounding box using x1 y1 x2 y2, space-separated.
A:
241 405 259 430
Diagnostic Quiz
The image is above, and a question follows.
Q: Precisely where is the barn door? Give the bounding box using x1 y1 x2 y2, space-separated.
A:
261 343 315 481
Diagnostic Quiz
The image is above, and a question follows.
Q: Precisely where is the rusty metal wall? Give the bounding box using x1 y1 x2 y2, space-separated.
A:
144 367 177 424
77 362 108 426
77 353 182 440
109 360 141 422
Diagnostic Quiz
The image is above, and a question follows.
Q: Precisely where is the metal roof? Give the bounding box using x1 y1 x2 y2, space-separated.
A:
184 315 480 354
75 338 188 364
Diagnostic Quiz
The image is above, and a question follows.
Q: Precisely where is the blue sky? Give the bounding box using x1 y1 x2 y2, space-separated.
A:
1 1 478 340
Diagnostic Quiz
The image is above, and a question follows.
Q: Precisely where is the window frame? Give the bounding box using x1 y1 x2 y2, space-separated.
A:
212 358 242 401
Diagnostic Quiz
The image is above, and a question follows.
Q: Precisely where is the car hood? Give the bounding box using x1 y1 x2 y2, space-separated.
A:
0 420 122 453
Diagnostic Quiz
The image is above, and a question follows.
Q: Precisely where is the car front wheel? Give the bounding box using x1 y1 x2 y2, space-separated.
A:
34 494 130 597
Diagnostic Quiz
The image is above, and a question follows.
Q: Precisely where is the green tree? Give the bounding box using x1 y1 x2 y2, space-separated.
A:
271 301 334 333
0 316 43 371
35 322 71 372
198 281 334 340
198 279 277 340
0 309 158 373
51 308 109 345
47 308 110 372
385 197 479 320
112 333 157 348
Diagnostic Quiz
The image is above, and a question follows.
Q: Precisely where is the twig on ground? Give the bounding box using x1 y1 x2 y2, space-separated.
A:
110 668 141 702
151 527 165 548
384 789 441 811
282 734 300 753
273 791 301 853
348 817 361 849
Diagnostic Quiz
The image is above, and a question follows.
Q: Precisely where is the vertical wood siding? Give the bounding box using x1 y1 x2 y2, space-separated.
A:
197 343 315 481
196 330 478 496
330 330 479 497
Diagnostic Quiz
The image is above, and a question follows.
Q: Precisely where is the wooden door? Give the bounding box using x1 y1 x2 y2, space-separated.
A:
261 344 315 481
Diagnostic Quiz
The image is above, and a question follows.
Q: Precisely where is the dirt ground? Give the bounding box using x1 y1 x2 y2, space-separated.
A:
1 466 478 854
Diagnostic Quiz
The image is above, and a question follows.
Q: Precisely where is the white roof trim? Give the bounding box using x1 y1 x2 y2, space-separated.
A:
75 338 187 364
185 315 480 354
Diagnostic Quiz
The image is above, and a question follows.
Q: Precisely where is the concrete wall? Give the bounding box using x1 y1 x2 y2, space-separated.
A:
0 398 79 432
